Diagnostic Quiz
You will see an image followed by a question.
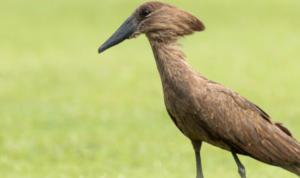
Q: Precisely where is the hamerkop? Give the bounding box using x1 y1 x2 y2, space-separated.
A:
98 1 300 178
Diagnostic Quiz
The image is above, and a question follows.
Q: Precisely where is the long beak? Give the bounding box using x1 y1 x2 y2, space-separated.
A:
98 17 138 54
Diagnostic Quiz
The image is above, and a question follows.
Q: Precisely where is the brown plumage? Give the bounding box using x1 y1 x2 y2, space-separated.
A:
98 1 300 177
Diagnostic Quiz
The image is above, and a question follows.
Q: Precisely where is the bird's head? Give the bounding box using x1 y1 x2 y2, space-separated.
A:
98 1 205 53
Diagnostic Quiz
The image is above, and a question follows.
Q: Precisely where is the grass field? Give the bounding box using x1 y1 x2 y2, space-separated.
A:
1 0 300 177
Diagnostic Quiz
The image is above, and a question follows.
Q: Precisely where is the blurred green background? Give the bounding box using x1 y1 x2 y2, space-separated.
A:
1 0 300 177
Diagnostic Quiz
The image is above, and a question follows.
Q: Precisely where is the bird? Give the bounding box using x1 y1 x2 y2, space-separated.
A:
98 1 300 178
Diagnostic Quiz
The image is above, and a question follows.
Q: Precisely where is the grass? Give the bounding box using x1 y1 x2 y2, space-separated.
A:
0 0 300 177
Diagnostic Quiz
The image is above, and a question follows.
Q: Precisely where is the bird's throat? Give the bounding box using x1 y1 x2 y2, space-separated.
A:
148 39 188 79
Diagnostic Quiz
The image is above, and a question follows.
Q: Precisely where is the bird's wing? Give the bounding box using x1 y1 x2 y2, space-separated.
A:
193 82 300 165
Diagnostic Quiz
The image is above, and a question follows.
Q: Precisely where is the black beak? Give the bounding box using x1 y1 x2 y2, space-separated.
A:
98 17 138 54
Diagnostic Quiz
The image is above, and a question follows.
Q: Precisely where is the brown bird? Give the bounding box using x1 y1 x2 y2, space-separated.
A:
98 1 300 178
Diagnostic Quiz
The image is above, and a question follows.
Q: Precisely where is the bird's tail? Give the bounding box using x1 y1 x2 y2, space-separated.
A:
281 164 300 177
270 121 300 177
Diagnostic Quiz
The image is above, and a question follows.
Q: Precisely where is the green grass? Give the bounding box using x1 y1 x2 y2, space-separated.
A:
1 0 300 177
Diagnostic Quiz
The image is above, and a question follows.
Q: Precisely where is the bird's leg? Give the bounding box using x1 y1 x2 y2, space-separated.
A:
191 140 203 178
231 149 246 178
195 151 203 178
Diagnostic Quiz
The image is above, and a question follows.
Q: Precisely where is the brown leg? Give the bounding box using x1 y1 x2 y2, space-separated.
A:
191 140 203 178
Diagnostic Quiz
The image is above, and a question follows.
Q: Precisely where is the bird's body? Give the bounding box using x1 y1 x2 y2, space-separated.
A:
98 1 300 177
151 38 300 175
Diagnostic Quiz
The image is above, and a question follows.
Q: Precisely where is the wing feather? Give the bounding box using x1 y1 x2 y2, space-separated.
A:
193 83 300 166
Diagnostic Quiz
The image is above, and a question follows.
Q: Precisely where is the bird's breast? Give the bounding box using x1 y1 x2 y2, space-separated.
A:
162 82 205 140
162 82 231 151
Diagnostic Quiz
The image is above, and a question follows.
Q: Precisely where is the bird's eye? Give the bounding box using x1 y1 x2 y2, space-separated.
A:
141 9 150 16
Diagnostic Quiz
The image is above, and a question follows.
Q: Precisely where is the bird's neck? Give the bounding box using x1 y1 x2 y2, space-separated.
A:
148 39 189 80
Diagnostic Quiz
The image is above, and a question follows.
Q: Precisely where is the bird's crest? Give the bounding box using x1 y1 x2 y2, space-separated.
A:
130 1 205 42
